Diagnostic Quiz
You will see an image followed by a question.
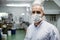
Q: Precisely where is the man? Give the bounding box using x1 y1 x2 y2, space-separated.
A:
24 0 60 40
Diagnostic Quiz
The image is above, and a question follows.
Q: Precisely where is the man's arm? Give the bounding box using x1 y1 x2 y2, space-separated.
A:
49 30 60 40
24 26 31 40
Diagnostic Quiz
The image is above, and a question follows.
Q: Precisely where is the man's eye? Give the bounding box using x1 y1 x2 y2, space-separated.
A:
32 11 35 14
37 11 41 14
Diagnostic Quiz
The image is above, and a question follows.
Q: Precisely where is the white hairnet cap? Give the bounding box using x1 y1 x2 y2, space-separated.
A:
32 0 45 11
33 0 45 6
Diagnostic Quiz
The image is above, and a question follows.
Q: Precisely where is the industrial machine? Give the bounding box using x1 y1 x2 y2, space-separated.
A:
0 13 14 34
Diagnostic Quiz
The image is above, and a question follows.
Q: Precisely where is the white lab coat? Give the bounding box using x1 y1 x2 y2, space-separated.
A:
24 20 60 40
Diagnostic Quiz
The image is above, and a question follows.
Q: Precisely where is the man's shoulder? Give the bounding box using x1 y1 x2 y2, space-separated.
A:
43 21 59 34
45 21 58 32
43 20 57 29
44 20 55 27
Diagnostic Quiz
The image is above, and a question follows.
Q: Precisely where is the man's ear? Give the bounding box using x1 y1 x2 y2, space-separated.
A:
43 12 45 16
41 12 45 17
42 16 46 21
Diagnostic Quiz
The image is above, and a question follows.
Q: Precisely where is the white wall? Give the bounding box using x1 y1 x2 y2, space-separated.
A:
53 0 60 7
44 1 60 14
57 15 60 33
44 1 60 10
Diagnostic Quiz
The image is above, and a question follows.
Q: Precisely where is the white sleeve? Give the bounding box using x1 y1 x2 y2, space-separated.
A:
49 30 60 40
24 27 31 40
24 28 29 40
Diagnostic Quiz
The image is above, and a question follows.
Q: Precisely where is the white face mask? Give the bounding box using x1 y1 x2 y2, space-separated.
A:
31 14 42 23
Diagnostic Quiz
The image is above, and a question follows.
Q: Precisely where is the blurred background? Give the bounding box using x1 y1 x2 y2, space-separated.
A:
0 0 60 40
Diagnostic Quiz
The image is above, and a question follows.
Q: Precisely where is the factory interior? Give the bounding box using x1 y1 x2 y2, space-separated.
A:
0 0 60 40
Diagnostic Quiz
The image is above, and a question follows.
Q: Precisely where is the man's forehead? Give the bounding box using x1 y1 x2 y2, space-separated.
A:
32 5 42 11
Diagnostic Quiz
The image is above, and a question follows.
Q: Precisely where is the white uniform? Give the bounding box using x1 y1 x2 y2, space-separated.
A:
24 20 60 40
